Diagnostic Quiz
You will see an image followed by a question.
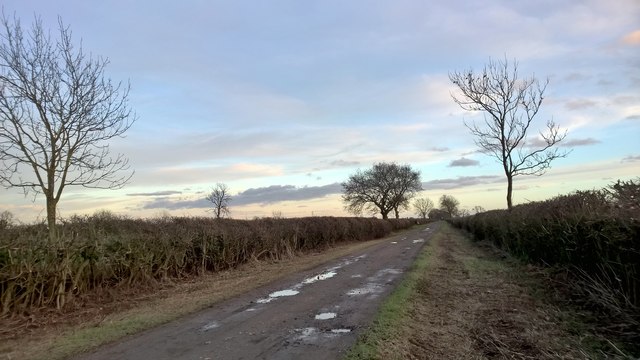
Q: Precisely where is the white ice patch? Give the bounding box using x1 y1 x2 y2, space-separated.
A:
391 241 398 244
303 271 337 285
256 289 299 303
315 312 337 320
331 328 351 334
346 283 383 296
201 321 219 331
413 238 425 243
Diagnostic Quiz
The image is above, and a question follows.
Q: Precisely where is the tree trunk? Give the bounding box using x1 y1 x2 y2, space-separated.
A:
381 211 388 219
394 207 399 219
506 174 513 210
46 195 58 240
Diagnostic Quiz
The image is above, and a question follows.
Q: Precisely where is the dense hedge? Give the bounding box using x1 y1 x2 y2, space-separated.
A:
0 215 420 315
450 180 640 310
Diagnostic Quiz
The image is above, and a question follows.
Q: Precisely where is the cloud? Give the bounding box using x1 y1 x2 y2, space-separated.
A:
448 157 479 167
233 183 343 206
622 155 640 163
561 137 601 147
622 29 640 46
422 175 502 190
127 190 182 197
526 137 600 148
429 146 450 152
564 99 598 110
142 197 209 210
625 114 640 121
330 159 360 167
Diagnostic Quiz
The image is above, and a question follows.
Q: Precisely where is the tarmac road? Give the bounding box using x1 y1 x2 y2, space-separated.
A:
75 222 440 360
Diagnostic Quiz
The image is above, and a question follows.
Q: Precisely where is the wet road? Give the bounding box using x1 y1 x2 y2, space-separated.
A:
75 223 440 360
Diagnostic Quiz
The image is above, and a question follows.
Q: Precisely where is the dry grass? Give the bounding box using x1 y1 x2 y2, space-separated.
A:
0 236 389 360
349 223 593 359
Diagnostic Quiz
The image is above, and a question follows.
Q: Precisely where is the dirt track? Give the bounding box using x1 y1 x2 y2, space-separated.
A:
74 223 439 360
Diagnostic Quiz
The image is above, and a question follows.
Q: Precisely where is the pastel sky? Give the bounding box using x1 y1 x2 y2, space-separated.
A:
1 0 639 221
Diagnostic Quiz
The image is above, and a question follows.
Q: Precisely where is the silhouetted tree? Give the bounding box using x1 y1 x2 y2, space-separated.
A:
342 162 421 219
206 183 231 219
450 57 568 209
413 197 434 219
0 14 135 239
439 194 460 217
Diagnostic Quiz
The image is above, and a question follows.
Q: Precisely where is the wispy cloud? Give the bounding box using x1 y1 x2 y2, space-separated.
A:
233 183 343 206
564 98 598 110
422 175 502 190
330 159 360 167
561 138 601 147
127 190 182 197
621 29 640 46
448 157 479 167
621 155 640 163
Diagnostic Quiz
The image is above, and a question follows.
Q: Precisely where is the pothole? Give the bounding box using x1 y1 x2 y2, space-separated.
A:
315 312 337 320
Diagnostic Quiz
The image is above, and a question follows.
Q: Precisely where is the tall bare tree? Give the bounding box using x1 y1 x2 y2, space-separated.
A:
449 58 568 209
342 162 421 219
0 14 135 239
439 194 460 217
206 183 231 219
413 197 434 219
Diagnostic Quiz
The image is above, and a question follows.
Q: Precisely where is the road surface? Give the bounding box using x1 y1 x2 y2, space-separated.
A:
75 223 440 360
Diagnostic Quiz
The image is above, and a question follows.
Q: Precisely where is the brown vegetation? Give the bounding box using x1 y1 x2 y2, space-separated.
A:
0 215 419 318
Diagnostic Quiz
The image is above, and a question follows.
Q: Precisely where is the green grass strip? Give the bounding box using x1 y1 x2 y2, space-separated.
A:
344 227 440 360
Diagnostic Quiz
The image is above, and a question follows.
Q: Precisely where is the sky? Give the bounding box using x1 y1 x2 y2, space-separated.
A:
1 0 639 221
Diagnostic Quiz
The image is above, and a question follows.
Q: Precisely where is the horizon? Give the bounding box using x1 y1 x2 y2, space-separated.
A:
1 0 639 222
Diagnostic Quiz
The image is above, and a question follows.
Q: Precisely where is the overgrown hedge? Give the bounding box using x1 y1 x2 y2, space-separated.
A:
0 215 420 316
450 180 639 309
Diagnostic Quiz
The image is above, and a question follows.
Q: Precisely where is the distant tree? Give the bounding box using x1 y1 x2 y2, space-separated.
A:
449 57 568 210
0 210 14 229
0 14 135 239
472 205 486 214
428 208 450 220
413 197 434 219
439 194 460 217
206 183 231 219
342 162 422 219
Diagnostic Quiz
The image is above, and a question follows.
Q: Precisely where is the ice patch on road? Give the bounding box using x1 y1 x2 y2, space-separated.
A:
346 283 383 296
315 312 337 320
413 238 425 243
331 328 351 334
201 321 219 331
256 289 299 303
391 241 397 244
302 271 337 285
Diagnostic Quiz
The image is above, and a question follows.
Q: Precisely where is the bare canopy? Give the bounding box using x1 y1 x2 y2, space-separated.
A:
206 183 232 219
449 58 567 209
0 14 135 237
342 162 421 219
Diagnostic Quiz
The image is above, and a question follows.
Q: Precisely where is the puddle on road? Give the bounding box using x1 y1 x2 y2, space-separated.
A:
315 312 337 320
303 270 337 285
346 283 382 296
257 289 300 303
412 238 425 243
293 326 353 343
201 321 220 331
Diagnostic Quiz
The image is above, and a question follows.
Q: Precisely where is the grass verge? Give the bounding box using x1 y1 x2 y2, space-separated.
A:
345 222 605 359
344 225 438 360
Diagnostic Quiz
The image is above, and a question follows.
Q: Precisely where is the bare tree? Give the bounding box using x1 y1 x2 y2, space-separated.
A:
472 205 486 214
449 58 568 209
413 197 434 219
342 162 421 219
0 14 135 239
206 183 231 219
439 194 460 217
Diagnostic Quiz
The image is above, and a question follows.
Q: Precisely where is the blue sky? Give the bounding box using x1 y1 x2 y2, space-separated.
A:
1 0 639 221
